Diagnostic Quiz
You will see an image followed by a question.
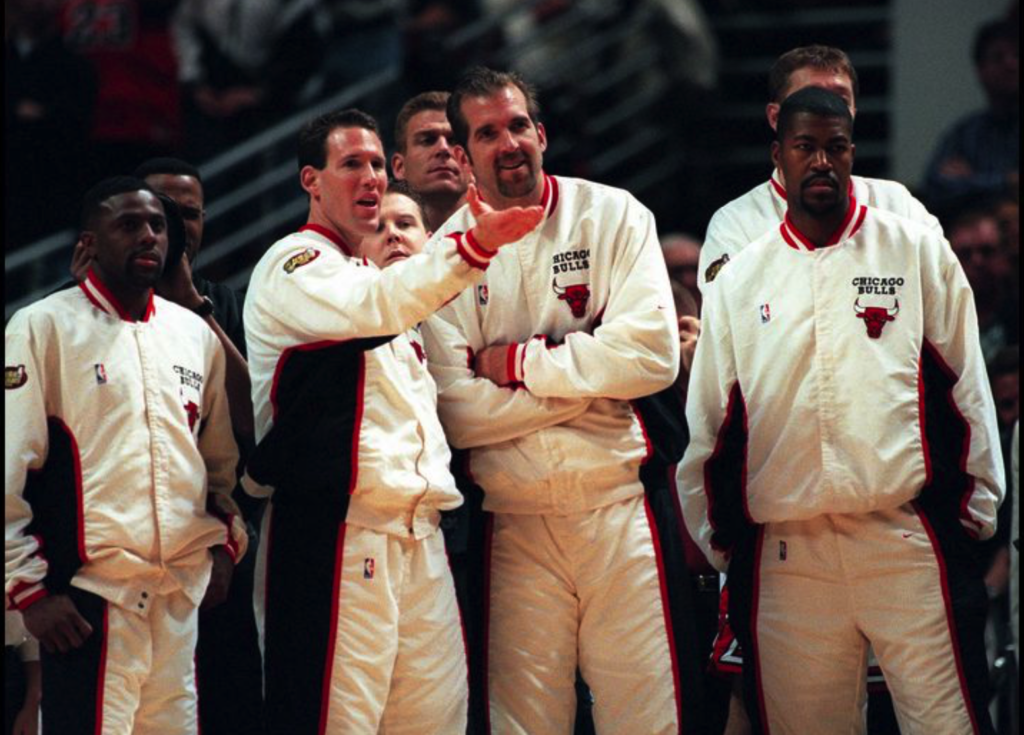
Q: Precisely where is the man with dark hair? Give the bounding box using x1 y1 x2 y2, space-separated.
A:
699 45 940 294
925 20 1019 206
133 157 263 735
6 177 247 735
132 157 254 440
392 91 472 231
244 108 543 734
421 67 699 733
679 87 1003 735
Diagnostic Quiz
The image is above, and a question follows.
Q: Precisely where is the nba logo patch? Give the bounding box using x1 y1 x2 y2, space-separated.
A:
477 284 489 306
779 541 788 561
363 558 375 580
95 364 108 385
759 304 772 324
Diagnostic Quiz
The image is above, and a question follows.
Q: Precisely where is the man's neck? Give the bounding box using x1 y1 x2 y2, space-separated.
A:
423 191 466 232
788 198 850 249
94 271 152 321
305 213 356 254
775 166 787 190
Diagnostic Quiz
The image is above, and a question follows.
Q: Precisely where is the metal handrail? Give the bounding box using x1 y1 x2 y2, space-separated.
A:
7 0 699 319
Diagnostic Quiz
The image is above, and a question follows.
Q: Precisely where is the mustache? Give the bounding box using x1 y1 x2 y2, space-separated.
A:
802 174 838 189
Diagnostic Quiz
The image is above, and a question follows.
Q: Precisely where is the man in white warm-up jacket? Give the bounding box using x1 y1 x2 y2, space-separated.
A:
679 87 1004 735
421 67 704 735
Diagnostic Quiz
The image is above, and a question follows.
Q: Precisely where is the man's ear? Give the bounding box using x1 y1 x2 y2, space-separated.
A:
454 145 471 167
392 153 406 180
300 165 320 199
537 122 548 153
766 102 781 132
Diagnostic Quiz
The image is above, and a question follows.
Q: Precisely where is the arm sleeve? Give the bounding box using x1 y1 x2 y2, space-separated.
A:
171 1 203 85
197 335 248 563
516 201 680 400
675 287 738 572
421 307 593 449
4 318 51 609
251 231 490 346
698 207 746 295
924 124 1010 204
923 239 1006 539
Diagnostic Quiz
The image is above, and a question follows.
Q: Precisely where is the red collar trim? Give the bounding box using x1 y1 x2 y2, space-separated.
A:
781 196 865 252
299 224 354 257
79 269 155 322
540 173 559 218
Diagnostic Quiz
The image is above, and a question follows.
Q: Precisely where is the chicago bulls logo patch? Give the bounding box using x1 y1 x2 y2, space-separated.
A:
5 366 28 390
284 248 321 274
552 278 590 319
854 299 899 339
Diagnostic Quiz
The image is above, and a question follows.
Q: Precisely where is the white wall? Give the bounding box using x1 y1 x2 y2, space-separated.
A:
892 0 1007 188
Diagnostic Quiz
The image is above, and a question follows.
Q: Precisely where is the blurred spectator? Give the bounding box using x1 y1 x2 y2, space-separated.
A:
995 192 1019 273
321 1 404 92
661 232 703 312
944 200 1019 364
924 19 1019 207
619 0 718 94
404 0 483 92
1011 420 1018 669
173 0 327 161
62 0 182 181
990 346 1019 444
6 0 96 248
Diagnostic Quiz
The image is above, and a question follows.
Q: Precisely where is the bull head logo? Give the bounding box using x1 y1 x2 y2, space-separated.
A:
552 278 590 319
854 299 899 339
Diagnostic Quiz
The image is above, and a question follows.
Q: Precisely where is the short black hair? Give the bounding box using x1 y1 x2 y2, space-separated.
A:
297 109 380 171
133 157 203 185
448 67 541 149
973 19 1018 65
80 176 156 229
777 86 854 141
385 179 429 226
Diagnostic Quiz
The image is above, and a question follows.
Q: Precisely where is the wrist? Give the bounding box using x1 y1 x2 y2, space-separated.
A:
454 230 496 270
505 343 527 385
192 295 215 318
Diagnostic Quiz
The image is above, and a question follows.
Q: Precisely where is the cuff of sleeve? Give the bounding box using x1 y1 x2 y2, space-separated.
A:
506 343 527 385
454 230 496 271
10 581 48 612
210 510 244 564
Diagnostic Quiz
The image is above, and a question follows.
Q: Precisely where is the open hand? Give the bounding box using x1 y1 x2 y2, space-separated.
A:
467 184 544 253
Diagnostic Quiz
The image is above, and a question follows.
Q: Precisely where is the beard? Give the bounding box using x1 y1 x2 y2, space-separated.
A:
799 176 843 216
495 155 540 200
